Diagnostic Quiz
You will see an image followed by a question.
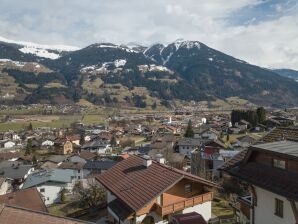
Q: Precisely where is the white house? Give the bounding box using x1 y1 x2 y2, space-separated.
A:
221 141 298 224
21 169 77 205
41 140 55 147
97 155 217 224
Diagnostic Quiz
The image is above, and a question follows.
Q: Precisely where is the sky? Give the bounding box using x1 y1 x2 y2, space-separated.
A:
0 0 298 69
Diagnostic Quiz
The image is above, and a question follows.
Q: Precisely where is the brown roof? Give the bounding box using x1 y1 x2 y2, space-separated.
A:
219 149 248 171
79 151 96 160
221 142 298 201
0 204 93 224
262 127 298 143
59 162 85 170
0 188 47 212
0 152 22 161
96 155 217 212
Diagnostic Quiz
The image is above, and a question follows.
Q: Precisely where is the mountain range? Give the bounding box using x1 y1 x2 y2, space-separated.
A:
0 37 298 108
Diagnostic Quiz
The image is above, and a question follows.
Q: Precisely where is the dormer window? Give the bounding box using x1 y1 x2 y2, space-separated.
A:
273 159 286 170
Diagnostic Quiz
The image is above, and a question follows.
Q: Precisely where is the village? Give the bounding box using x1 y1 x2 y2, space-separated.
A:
0 106 297 224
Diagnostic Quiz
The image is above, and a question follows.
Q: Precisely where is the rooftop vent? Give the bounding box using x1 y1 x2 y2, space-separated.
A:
143 155 152 168
156 154 165 164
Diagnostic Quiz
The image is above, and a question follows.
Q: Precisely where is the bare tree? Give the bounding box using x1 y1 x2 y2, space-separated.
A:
73 181 106 208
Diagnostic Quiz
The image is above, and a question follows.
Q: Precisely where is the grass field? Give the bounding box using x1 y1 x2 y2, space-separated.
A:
0 114 106 131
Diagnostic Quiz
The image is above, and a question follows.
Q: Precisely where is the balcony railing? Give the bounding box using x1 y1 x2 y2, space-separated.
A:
156 192 213 216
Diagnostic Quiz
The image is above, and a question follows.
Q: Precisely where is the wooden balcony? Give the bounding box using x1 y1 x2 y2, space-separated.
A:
156 192 213 216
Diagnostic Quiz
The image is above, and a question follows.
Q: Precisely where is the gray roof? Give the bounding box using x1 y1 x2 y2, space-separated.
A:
177 138 202 146
45 155 70 164
252 141 298 157
0 165 33 179
83 160 117 171
22 169 74 189
82 140 109 149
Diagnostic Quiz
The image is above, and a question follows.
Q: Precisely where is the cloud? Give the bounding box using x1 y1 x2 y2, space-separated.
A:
0 0 297 69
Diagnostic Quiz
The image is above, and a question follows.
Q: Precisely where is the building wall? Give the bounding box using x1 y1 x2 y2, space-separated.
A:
182 200 212 221
162 179 203 206
0 180 9 195
37 183 65 205
254 186 297 224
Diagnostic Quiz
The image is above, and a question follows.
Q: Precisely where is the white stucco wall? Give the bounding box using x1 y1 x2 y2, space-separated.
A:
182 201 212 221
37 183 65 205
254 186 298 224
0 180 9 195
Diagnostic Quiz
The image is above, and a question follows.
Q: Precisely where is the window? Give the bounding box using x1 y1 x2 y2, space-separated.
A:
273 159 286 169
39 188 45 193
185 184 192 193
275 198 283 218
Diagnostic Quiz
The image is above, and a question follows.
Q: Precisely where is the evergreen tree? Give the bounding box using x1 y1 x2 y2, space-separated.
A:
151 102 157 110
226 133 230 142
184 120 194 138
25 139 32 155
79 133 85 146
27 122 33 131
110 135 117 147
256 107 266 124
32 155 37 165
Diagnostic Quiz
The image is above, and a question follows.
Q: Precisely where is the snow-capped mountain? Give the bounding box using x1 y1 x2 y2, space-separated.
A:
0 38 298 107
0 36 79 59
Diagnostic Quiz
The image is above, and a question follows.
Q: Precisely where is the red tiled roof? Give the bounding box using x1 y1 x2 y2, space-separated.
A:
96 155 217 212
0 188 47 212
0 204 92 224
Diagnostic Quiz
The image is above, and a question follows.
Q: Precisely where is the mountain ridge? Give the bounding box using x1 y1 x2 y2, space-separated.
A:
0 38 297 108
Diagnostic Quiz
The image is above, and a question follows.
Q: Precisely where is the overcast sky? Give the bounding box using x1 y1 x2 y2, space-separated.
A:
0 0 298 69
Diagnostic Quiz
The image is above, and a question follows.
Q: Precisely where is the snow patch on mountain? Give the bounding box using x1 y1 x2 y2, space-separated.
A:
19 46 61 59
80 59 127 73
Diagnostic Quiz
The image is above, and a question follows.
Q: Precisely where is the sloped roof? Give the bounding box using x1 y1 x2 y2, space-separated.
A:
96 155 217 212
0 188 47 212
220 141 298 201
22 169 73 189
83 160 117 171
0 165 33 179
262 126 298 142
0 204 93 224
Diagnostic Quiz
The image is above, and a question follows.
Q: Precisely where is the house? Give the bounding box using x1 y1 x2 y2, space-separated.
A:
78 151 96 161
41 155 70 169
176 138 202 156
233 135 257 148
22 169 77 205
66 134 81 146
0 187 47 212
82 140 111 154
220 141 298 224
96 155 218 224
0 176 10 195
41 140 55 147
0 163 34 187
191 149 239 181
0 140 15 149
54 139 73 155
58 162 86 179
0 204 93 224
194 127 219 141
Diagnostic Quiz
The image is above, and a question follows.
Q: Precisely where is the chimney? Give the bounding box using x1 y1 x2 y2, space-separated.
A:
143 155 152 168
156 154 165 164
